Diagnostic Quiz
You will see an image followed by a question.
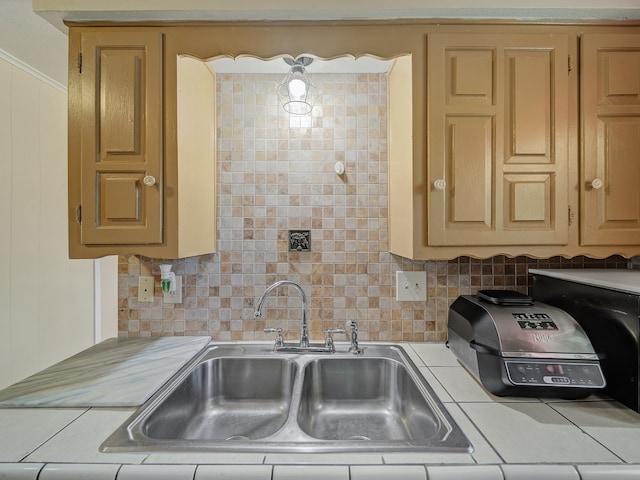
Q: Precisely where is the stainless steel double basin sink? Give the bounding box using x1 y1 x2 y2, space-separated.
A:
101 344 472 453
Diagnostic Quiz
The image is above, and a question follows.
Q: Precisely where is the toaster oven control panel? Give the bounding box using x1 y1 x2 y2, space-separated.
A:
504 361 606 388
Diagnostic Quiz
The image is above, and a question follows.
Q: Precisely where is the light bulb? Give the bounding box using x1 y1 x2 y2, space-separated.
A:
288 78 307 98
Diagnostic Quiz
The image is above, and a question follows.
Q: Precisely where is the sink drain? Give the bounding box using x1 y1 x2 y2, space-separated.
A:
225 435 250 441
348 435 371 441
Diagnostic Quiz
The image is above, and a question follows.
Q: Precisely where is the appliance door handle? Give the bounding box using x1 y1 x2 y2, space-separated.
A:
469 341 502 356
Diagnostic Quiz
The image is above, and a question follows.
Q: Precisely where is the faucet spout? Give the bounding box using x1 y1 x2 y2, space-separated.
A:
254 280 309 348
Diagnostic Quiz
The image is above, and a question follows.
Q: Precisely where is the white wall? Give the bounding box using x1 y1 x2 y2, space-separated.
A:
0 52 117 390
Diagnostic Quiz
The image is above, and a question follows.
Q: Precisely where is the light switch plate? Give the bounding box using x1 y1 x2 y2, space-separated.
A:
138 276 154 302
163 276 183 304
396 271 427 301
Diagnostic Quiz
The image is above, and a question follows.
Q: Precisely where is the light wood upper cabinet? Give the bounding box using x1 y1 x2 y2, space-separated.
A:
428 34 569 247
581 34 640 246
68 29 217 258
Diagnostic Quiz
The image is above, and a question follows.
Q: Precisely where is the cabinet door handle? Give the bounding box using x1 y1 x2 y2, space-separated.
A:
143 175 157 187
433 179 446 190
590 178 603 190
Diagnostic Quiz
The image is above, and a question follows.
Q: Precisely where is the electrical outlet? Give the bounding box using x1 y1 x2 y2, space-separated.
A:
163 276 183 304
138 276 155 302
396 271 427 302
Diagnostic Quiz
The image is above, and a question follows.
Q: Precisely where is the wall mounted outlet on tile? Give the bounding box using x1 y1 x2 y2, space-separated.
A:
138 276 154 302
163 276 183 304
396 271 427 301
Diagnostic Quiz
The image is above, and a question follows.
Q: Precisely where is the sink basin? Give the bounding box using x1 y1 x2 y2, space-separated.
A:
101 343 472 453
298 358 440 441
143 357 296 441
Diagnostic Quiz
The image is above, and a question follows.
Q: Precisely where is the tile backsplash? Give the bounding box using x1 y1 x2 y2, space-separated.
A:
117 71 628 341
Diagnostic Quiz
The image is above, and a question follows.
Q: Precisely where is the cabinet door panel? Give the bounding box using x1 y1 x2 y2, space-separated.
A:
100 50 142 156
445 48 494 106
582 35 640 245
504 174 552 227
80 31 163 245
447 116 493 228
506 50 551 161
429 33 569 246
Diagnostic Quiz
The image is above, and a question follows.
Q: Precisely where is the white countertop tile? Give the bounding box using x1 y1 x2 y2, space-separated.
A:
426 465 503 480
273 465 349 480
442 403 502 464
381 451 475 464
461 402 621 463
549 400 640 463
430 366 537 404
529 269 640 295
195 465 273 480
0 463 44 480
417 366 453 403
577 465 640 479
145 452 266 464
0 409 85 462
409 343 460 367
351 465 426 480
265 453 383 465
23 409 147 464
500 465 580 480
117 464 196 480
39 463 121 480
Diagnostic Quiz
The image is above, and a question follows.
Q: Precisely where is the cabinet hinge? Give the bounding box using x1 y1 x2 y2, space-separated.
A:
75 204 82 224
568 206 574 226
568 54 573 74
77 53 82 74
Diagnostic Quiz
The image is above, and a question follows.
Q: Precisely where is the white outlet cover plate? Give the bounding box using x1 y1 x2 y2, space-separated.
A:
163 276 183 304
396 271 427 302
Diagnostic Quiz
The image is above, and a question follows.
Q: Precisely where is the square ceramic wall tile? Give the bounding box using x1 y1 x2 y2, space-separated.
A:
461 402 620 463
550 401 640 463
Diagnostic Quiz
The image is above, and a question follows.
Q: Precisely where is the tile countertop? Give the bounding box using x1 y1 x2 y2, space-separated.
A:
529 268 640 295
2 340 640 479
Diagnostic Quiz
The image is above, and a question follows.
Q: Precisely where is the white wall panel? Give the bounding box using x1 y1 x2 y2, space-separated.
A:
0 56 111 389
10 67 41 381
0 59 12 388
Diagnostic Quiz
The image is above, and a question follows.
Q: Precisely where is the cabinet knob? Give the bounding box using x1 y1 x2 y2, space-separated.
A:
433 179 446 190
143 175 156 187
590 178 603 190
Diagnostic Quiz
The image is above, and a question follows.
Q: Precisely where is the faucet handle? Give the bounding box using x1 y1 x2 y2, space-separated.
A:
264 328 285 349
325 328 346 352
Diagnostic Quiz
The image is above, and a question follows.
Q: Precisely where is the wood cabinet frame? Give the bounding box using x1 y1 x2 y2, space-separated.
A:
67 21 640 260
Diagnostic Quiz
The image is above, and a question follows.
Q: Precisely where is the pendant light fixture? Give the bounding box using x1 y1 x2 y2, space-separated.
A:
277 57 318 115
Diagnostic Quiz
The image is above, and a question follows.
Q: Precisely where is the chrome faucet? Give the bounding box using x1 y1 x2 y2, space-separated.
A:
254 280 309 348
